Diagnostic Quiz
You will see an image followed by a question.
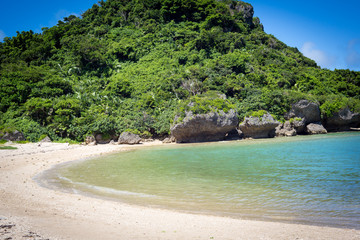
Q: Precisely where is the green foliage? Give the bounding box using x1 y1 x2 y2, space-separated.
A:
246 110 268 118
175 91 235 123
124 129 141 135
319 95 360 117
38 134 48 142
289 117 302 124
0 0 359 142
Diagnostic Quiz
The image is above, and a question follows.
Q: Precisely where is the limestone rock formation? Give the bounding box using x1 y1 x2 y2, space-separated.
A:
39 136 52 143
229 1 254 27
306 123 327 135
162 136 175 143
292 118 306 134
239 112 280 139
323 108 360 131
287 100 321 125
95 133 116 144
275 121 297 137
0 130 25 142
85 135 96 145
118 132 141 145
170 110 238 143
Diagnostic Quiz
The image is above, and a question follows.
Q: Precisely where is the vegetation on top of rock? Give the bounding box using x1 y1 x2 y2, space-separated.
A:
246 110 268 118
0 0 359 142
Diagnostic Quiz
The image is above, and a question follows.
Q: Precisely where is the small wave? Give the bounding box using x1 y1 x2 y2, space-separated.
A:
58 175 157 198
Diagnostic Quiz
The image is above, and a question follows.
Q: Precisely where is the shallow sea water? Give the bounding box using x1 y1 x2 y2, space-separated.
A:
49 133 360 229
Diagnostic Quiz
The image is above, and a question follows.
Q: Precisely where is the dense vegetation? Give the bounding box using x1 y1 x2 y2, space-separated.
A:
1 0 359 142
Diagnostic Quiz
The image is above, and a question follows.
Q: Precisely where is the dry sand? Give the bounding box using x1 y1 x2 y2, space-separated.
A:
0 142 359 240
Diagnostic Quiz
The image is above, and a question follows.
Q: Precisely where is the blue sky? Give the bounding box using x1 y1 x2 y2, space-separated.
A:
0 0 359 71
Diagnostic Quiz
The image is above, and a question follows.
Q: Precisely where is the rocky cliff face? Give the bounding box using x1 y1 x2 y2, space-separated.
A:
170 110 238 143
239 112 280 138
323 108 360 131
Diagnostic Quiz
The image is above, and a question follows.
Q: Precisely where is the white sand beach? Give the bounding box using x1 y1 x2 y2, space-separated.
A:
1 142 359 240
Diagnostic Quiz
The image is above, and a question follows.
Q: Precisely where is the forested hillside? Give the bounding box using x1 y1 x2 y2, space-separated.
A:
1 0 359 142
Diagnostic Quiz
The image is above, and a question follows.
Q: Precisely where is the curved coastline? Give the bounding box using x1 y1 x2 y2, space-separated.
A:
1 140 360 239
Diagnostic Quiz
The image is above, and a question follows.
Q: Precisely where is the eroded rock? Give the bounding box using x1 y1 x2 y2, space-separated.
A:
39 136 52 143
239 112 280 139
95 133 115 144
85 135 96 145
171 110 238 143
287 100 321 125
118 132 141 145
229 1 254 27
0 130 25 142
306 123 327 135
275 121 297 137
323 108 360 131
162 136 176 143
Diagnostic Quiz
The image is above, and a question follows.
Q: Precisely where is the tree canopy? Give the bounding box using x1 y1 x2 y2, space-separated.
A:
1 0 359 142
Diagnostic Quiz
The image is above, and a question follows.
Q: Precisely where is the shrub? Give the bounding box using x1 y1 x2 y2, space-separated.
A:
175 91 235 123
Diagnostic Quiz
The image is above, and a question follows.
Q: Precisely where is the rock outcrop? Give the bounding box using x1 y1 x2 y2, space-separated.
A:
287 100 321 125
292 117 306 133
95 133 116 144
118 132 141 145
0 130 25 142
162 136 176 144
275 121 297 137
170 110 238 143
285 100 322 134
306 123 327 135
239 112 280 139
85 135 96 145
323 108 360 131
229 1 254 27
39 136 52 143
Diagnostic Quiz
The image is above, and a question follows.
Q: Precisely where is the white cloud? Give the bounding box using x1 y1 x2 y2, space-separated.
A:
0 30 6 42
301 42 336 69
346 39 360 69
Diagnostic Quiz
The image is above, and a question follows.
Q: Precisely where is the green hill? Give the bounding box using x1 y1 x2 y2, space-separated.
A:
1 0 359 142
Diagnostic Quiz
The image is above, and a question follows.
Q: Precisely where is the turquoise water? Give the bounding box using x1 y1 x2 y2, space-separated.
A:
54 133 360 229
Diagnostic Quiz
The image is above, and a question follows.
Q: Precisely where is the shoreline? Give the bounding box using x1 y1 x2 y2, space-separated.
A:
1 141 360 239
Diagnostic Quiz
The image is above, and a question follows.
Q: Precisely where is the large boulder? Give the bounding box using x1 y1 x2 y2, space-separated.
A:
306 123 327 135
0 130 25 141
118 132 141 145
170 110 238 143
287 100 321 125
239 112 280 139
323 108 360 131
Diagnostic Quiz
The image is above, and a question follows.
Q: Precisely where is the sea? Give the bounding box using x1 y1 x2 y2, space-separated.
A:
39 132 360 229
